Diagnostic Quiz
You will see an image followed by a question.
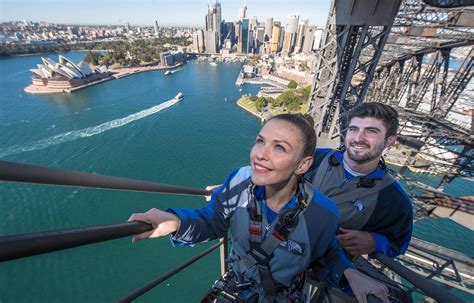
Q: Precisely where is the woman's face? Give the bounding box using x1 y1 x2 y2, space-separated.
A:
250 119 311 187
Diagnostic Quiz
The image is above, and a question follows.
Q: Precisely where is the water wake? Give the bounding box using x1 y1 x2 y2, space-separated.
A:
0 98 178 158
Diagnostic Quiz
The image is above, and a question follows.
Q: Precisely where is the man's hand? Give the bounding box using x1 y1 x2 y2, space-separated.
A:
337 228 376 257
344 268 389 303
205 184 222 201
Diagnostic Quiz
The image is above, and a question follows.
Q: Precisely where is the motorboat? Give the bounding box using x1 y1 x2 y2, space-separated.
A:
164 70 171 75
210 62 218 66
175 92 184 100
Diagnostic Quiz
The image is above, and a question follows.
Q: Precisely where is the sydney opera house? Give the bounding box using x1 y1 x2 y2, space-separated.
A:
26 55 111 93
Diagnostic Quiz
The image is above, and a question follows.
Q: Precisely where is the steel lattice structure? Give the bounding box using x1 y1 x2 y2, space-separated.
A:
308 0 473 190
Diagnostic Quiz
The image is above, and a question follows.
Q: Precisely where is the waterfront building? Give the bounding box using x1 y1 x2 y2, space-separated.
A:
193 29 205 53
302 26 317 53
205 30 218 54
160 51 186 66
265 18 273 41
270 22 281 53
27 55 109 92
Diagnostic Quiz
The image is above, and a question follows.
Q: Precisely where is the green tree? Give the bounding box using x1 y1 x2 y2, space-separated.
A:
288 80 298 89
249 95 258 102
255 97 267 112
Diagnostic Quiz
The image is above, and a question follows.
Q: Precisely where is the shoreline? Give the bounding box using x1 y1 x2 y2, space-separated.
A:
236 98 265 122
24 62 184 94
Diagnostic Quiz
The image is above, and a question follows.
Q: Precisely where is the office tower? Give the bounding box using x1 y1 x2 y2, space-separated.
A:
125 22 130 32
279 27 285 50
240 18 250 53
234 20 242 47
205 30 218 54
239 4 247 20
204 2 222 52
313 28 324 50
255 27 265 54
250 16 258 31
270 22 281 53
302 26 316 53
285 14 299 33
294 20 308 53
223 21 235 45
193 30 205 53
282 14 299 52
265 18 273 41
153 20 159 37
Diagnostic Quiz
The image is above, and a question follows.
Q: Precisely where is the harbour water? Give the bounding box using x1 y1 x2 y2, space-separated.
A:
0 52 472 302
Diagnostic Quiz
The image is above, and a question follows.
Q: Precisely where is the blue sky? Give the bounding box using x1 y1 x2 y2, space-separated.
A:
0 0 331 27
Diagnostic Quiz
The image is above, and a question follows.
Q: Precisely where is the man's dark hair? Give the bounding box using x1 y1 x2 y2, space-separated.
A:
347 102 399 138
267 113 316 158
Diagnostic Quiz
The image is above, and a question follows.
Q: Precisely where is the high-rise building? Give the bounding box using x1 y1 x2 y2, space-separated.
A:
302 26 316 53
313 28 324 50
153 20 159 37
283 14 299 52
270 22 281 53
250 16 258 32
239 4 247 20
193 29 205 53
205 30 218 54
222 22 235 45
234 20 242 48
255 27 265 54
204 2 222 53
264 18 273 42
240 18 250 53
124 22 130 33
282 32 294 53
294 20 308 53
279 27 285 50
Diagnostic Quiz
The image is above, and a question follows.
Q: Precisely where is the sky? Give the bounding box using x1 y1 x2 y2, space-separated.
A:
0 0 331 28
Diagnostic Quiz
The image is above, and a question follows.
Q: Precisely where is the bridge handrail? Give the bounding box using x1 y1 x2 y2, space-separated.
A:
0 160 212 197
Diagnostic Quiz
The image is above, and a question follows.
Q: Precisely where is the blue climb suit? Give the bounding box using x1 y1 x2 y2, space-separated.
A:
168 166 353 302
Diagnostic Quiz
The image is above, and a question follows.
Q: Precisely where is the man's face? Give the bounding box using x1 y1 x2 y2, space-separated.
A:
344 117 395 164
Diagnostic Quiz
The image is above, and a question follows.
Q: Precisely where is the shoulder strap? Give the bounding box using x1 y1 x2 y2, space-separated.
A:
330 174 396 204
309 150 337 190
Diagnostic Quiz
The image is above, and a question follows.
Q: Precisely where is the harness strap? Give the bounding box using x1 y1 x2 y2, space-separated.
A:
239 181 314 302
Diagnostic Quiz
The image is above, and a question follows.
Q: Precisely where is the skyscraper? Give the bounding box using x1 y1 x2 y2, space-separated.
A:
153 20 159 37
282 14 299 53
270 22 281 53
239 4 247 20
265 18 273 41
302 26 316 53
294 20 308 53
240 18 250 53
204 2 222 53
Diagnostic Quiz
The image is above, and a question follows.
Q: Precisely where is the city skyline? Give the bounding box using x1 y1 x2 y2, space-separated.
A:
1 0 331 28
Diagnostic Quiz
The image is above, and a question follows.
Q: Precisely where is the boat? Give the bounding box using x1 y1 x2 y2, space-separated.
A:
210 62 218 67
175 92 184 100
164 70 171 75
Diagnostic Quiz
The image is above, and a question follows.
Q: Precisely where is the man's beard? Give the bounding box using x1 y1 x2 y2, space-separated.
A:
346 140 386 164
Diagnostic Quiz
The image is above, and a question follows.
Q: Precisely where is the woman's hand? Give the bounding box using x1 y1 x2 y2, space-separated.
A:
128 208 181 243
344 268 389 303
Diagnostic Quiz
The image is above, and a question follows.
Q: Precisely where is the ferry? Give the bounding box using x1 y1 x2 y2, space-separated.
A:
164 70 171 75
175 92 184 100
